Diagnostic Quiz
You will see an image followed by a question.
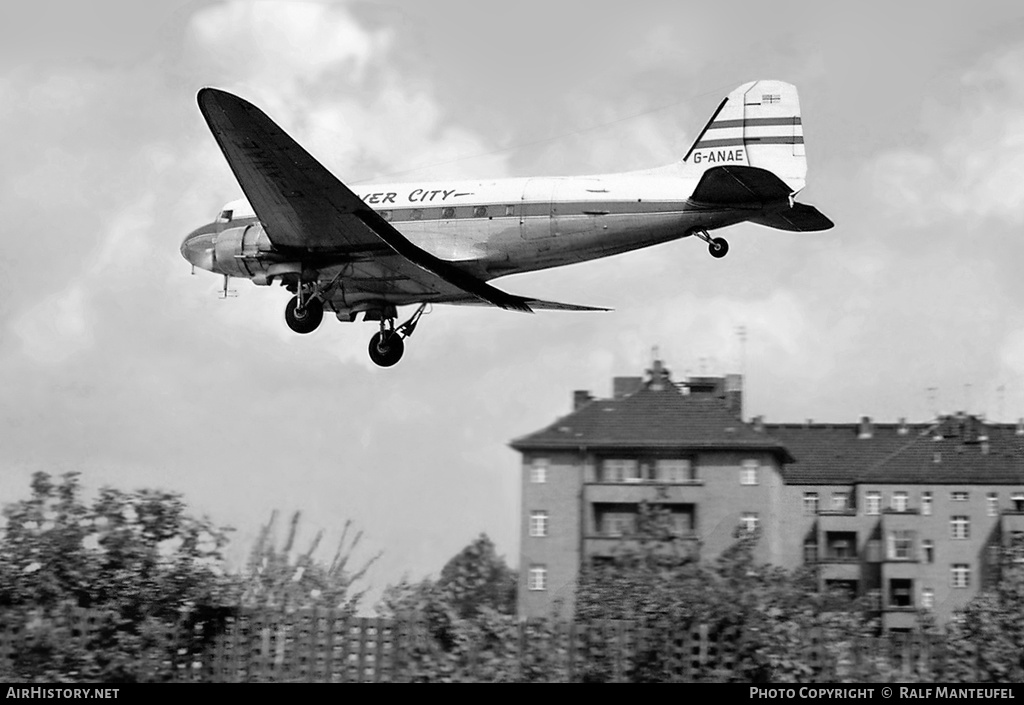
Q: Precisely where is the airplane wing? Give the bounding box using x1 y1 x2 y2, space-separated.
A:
197 88 535 312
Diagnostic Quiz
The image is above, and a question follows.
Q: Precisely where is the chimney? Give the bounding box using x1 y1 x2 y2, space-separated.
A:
573 390 593 411
752 415 764 433
613 377 643 399
646 359 672 391
1017 418 1024 437
858 416 873 440
898 418 908 435
980 434 990 455
724 373 743 419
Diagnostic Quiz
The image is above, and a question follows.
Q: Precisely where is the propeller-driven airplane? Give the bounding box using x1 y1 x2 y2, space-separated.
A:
182 80 832 366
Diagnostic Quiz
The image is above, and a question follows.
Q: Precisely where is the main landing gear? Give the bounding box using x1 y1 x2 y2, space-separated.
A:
693 229 729 258
284 285 324 334
368 304 428 367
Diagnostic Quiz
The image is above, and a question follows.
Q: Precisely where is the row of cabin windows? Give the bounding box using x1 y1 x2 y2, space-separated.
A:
527 458 763 485
803 490 1024 516
377 204 516 222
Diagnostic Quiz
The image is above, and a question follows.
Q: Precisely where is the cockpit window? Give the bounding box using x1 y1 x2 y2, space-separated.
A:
217 209 233 223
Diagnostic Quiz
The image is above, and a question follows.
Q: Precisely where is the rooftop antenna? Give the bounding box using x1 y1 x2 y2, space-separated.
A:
927 387 938 419
736 325 747 378
998 384 1006 423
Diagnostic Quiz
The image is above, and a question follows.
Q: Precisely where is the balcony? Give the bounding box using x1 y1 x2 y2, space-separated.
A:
585 482 704 505
817 510 861 532
584 533 699 561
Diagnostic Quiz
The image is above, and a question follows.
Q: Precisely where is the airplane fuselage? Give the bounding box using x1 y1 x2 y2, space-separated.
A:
184 169 763 310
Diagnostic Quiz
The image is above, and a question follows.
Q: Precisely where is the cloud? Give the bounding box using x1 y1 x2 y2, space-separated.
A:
867 43 1024 226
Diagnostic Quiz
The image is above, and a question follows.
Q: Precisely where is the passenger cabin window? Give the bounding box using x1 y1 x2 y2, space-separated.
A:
410 209 423 221
380 210 392 221
473 206 488 218
504 205 515 217
442 207 456 219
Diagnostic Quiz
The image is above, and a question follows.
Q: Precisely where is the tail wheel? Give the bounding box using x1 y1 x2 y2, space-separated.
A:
709 237 729 258
368 331 405 367
285 296 324 334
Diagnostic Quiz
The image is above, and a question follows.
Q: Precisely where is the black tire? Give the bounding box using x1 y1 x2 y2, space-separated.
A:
368 331 405 367
709 237 729 258
285 296 323 334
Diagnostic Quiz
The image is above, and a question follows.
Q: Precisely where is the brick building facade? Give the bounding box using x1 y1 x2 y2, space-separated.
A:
510 361 1024 628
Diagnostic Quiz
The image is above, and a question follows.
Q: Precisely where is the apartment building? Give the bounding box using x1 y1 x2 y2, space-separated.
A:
510 361 1024 628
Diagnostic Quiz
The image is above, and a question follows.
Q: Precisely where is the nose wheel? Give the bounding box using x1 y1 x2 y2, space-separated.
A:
367 303 428 367
693 229 729 258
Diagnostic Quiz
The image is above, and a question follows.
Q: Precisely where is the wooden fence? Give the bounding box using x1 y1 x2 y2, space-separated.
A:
0 607 967 682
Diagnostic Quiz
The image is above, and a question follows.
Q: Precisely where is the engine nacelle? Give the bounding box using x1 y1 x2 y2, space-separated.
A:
212 223 274 279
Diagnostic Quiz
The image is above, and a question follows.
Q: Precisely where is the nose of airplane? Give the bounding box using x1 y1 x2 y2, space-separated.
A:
181 223 216 272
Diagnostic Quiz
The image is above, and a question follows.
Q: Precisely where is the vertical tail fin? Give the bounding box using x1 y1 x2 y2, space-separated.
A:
682 80 806 193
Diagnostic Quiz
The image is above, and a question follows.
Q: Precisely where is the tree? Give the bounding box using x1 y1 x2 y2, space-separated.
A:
238 510 380 615
377 533 521 681
0 472 234 682
942 538 1024 682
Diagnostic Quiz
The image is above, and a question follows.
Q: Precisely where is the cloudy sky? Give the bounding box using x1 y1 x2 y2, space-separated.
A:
3 0 1024 605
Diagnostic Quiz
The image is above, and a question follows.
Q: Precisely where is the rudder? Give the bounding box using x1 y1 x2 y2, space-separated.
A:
682 80 806 194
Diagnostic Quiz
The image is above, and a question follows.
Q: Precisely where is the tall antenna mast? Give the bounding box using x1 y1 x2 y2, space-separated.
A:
927 387 938 419
736 325 747 378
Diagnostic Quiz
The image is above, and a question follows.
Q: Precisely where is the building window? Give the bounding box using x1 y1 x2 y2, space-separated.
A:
740 460 759 485
826 532 857 560
921 587 934 610
603 459 639 483
528 565 547 591
655 458 693 483
951 491 969 502
803 540 818 564
1013 492 1024 512
603 513 635 537
473 205 488 218
988 493 999 517
831 492 849 510
530 459 547 484
922 492 933 515
529 511 548 538
889 530 914 560
865 491 881 515
922 539 934 563
951 564 970 589
951 516 970 540
803 492 819 515
891 492 908 512
889 579 913 608
740 512 759 533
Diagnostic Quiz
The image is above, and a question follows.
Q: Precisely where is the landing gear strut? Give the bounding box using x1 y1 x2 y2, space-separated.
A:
368 304 428 367
694 229 729 259
284 285 324 334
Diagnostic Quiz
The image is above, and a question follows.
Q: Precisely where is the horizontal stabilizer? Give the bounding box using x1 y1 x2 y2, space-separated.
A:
690 165 793 205
750 203 834 232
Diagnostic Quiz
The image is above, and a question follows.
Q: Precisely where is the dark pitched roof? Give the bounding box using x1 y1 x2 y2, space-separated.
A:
766 423 920 484
769 416 1024 485
510 384 793 461
857 418 1024 485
